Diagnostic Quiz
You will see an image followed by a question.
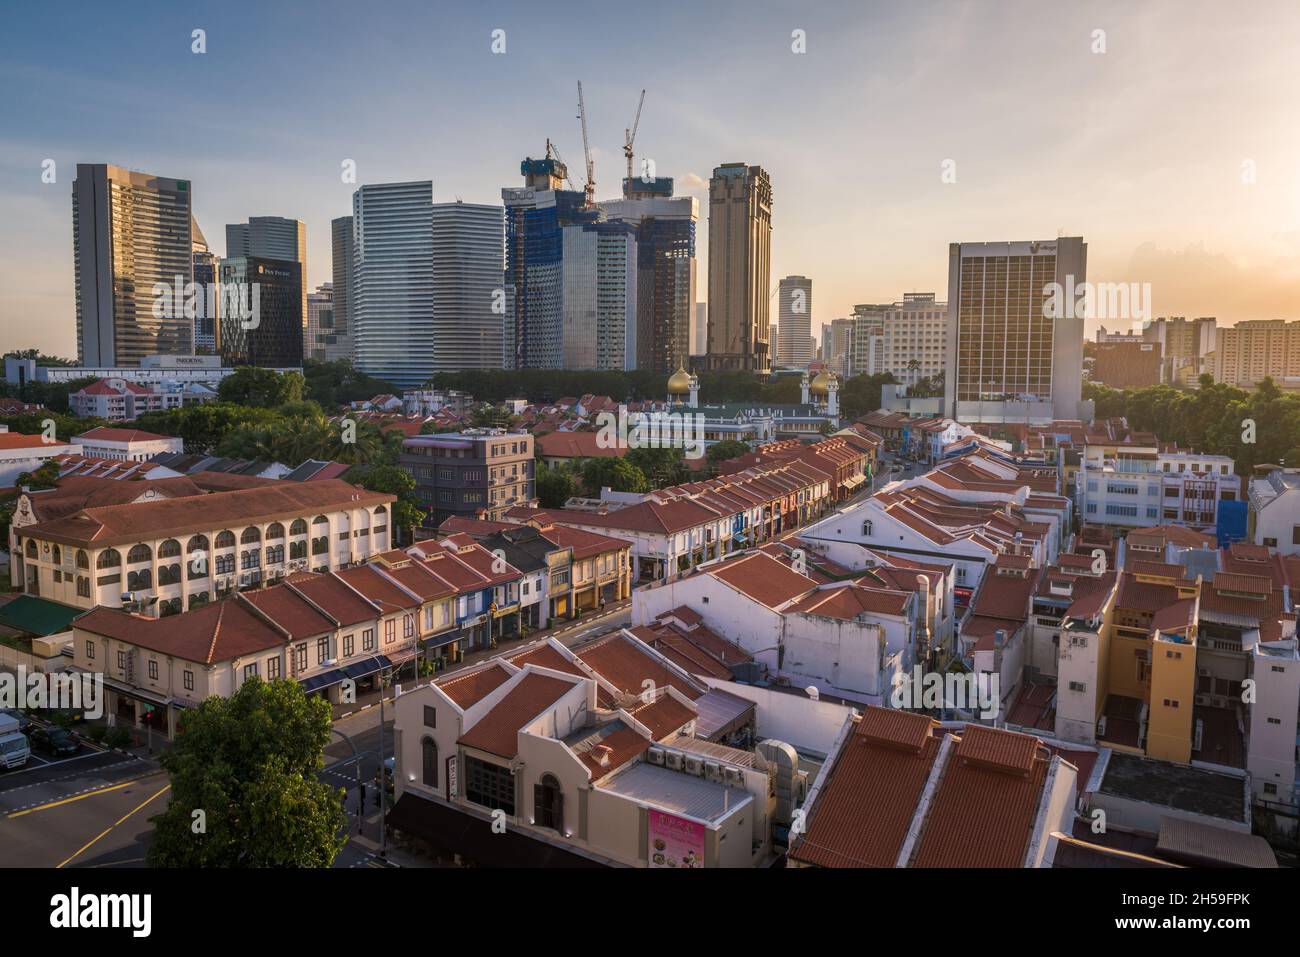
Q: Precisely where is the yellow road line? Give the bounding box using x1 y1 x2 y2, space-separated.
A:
57 783 170 869
7 773 158 818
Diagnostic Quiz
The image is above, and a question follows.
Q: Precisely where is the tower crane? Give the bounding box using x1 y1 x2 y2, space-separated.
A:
624 89 646 182
576 81 595 207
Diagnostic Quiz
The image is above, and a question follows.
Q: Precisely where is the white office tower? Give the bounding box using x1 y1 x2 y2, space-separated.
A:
561 221 639 370
329 215 354 362
430 201 506 372
351 181 435 387
882 293 947 384
943 237 1087 424
776 275 814 368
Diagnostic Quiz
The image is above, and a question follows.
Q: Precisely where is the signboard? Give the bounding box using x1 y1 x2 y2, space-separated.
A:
647 810 704 869
446 755 457 799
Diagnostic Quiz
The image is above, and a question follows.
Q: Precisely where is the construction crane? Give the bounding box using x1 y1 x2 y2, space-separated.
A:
624 88 646 182
576 81 595 207
546 138 578 192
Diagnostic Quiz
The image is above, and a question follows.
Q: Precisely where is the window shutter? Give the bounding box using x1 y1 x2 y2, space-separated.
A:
534 783 545 824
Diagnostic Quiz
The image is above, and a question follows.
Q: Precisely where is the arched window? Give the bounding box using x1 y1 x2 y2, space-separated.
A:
421 737 438 789
127 569 153 591
312 515 329 527
240 526 261 544
266 522 285 540
158 564 182 586
187 535 209 553
373 505 388 518
289 540 307 560
290 518 308 536
215 530 236 549
97 548 121 568
189 592 210 610
127 544 152 564
52 545 61 565
535 774 563 832
25 540 38 559
76 550 89 569
265 544 284 565
158 539 181 558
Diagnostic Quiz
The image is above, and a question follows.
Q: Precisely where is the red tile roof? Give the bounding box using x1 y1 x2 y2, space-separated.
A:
457 672 577 758
437 662 514 710
75 599 285 665
706 552 818 609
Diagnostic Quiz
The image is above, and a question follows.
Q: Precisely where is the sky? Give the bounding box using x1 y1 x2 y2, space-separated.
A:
3 0 1300 359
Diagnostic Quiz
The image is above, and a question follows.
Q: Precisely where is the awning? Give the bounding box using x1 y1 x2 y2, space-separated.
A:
387 792 609 868
300 667 348 694
693 688 757 742
842 473 866 489
342 654 391 681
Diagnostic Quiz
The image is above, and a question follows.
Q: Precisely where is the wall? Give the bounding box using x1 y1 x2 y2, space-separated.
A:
697 676 855 757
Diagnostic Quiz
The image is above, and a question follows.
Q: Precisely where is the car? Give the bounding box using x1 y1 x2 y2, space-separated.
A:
30 726 80 757
0 709 33 734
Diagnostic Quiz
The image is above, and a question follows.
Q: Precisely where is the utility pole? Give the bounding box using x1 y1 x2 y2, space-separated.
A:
376 668 390 858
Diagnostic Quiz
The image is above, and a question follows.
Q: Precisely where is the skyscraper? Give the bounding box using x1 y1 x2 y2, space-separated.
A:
601 177 697 373
942 237 1086 424
305 283 334 361
73 163 194 366
351 181 434 387
191 216 219 355
430 201 507 372
776 275 813 368
502 149 596 369
692 302 707 358
225 216 307 346
561 220 639 370
217 257 303 367
329 215 354 363
705 163 772 373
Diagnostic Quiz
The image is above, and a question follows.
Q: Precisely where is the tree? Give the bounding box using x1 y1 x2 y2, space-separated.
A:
581 457 649 496
147 678 345 867
537 464 579 507
15 461 59 490
302 358 400 410
344 463 426 536
217 367 306 408
706 439 751 466
625 446 689 489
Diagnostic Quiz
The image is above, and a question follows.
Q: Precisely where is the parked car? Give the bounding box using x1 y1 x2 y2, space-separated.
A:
30 726 80 757
0 714 29 770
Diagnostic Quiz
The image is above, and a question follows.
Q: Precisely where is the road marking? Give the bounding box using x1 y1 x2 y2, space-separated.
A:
58 782 170 869
7 773 157 818
0 758 147 799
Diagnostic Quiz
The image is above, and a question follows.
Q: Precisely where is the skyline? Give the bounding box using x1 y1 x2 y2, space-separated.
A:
4 0 1300 359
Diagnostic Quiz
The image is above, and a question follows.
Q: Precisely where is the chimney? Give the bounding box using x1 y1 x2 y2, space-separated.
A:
994 629 1006 649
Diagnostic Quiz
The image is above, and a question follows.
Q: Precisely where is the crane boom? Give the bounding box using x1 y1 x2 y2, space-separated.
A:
624 88 646 181
577 81 595 207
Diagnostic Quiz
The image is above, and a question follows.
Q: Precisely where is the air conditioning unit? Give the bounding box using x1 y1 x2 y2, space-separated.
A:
1197 667 1210 676
723 766 743 786
665 752 684 771
646 747 665 766
684 756 704 777
1097 716 1107 737
1195 694 1212 706
704 761 722 782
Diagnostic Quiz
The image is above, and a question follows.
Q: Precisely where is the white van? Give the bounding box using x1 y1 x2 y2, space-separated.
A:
0 714 29 769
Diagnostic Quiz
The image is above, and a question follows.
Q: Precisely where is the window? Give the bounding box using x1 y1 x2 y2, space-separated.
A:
215 530 236 549
97 548 121 569
290 518 308 536
240 549 260 570
241 527 261 544
244 663 259 681
861 520 873 537
294 644 307 672
363 629 375 652
117 650 127 670
76 576 91 598
127 544 152 564
424 705 437 728
343 634 354 658
148 660 159 680
422 737 439 788
215 554 235 575
1162 698 1179 708
76 549 89 569
183 670 194 691
1068 681 1086 692
266 522 285 540
404 615 414 638
464 756 514 815
158 539 181 558
1293 525 1300 547
385 619 396 644
85 640 95 660
267 657 281 680
187 535 208 554
317 637 330 664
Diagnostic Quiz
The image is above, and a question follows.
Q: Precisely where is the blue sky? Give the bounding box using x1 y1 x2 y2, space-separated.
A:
3 0 1300 357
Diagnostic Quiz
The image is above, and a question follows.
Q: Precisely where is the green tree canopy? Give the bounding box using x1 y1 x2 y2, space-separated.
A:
537 464 579 508
217 367 306 408
147 678 345 867
581 457 649 496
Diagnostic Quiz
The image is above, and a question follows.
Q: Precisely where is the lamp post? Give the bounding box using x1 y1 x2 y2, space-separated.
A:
376 667 392 859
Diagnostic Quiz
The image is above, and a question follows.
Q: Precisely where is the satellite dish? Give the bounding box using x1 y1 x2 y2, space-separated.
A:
805 685 820 701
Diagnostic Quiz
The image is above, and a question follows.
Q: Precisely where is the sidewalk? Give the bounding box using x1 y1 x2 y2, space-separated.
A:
330 598 631 721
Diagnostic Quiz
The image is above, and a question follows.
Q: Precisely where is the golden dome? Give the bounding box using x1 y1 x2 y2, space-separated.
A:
667 366 692 395
809 370 834 397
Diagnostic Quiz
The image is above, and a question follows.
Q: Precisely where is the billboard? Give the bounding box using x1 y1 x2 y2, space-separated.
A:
647 810 705 869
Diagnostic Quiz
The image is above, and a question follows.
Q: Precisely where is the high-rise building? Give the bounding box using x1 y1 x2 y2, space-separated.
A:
822 317 854 375
776 275 814 368
225 216 306 346
73 163 194 366
305 283 334 361
351 181 434 387
1212 320 1300 388
217 257 303 368
692 302 708 358
601 178 697 373
191 216 219 355
1147 316 1216 384
847 304 889 377
329 215 354 363
430 201 507 373
561 220 639 370
942 238 1087 424
705 163 772 373
881 293 947 385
